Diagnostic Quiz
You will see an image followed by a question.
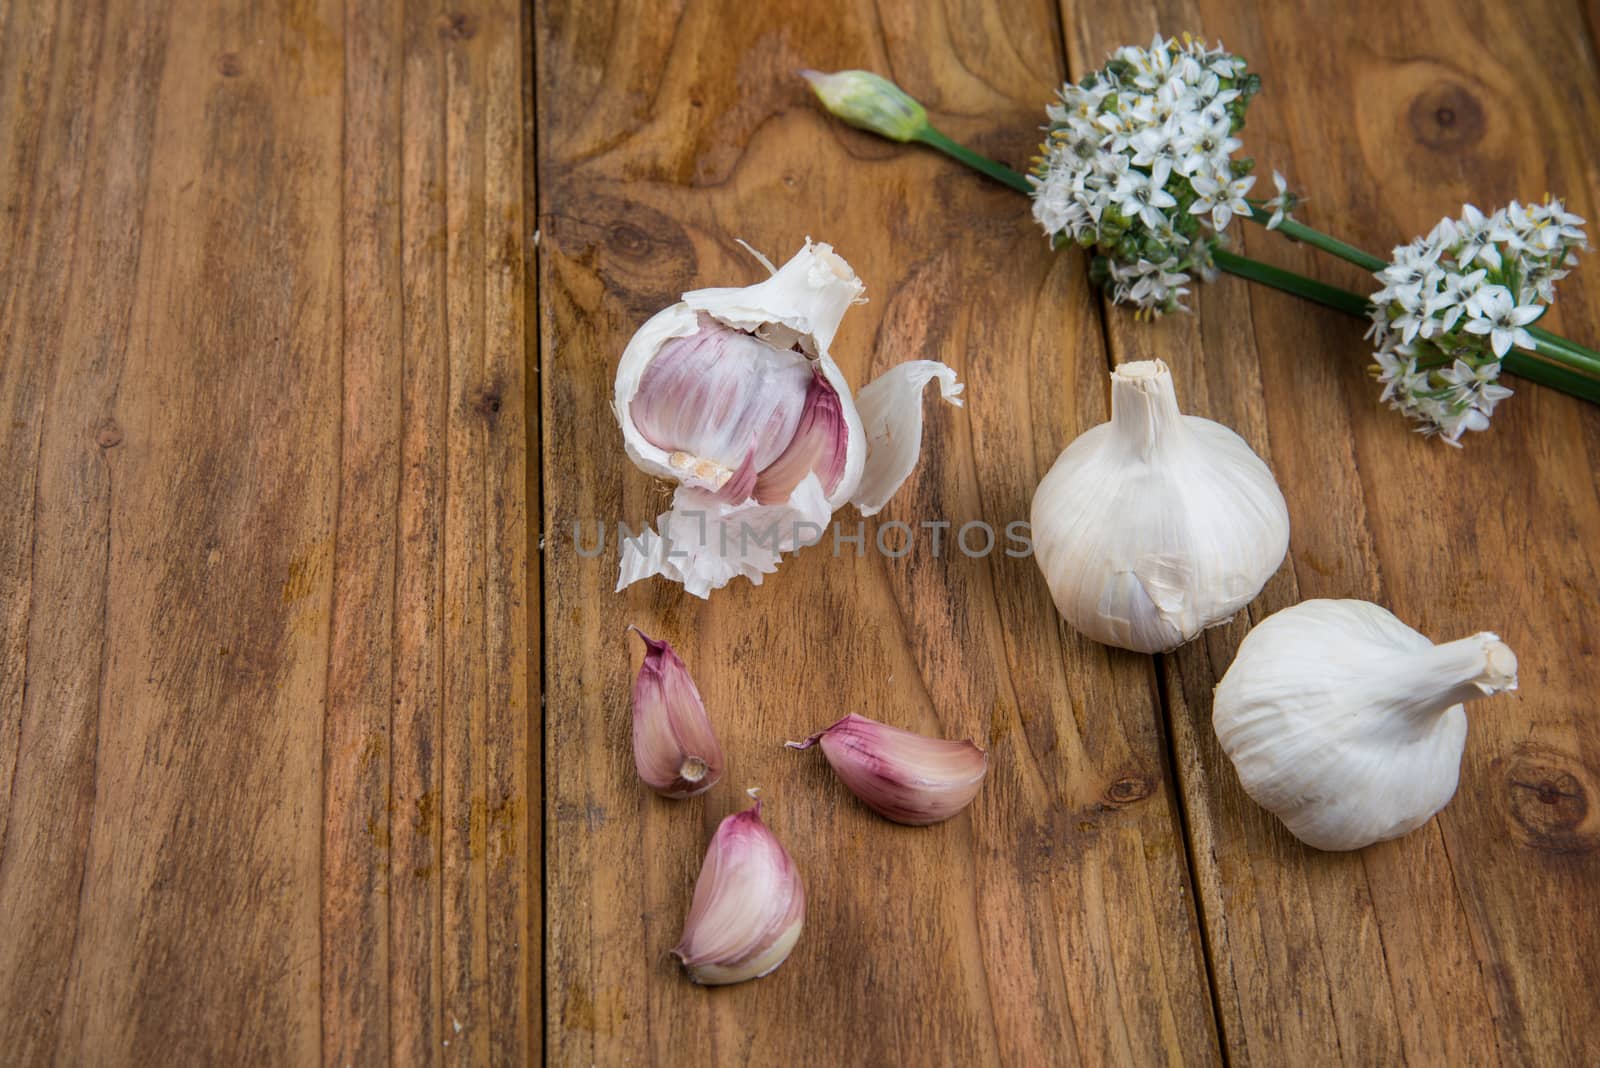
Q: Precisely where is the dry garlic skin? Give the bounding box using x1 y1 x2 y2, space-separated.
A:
1213 599 1518 851
1030 360 1289 653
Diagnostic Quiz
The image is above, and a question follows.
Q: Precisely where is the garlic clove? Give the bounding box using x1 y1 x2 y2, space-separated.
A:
753 373 849 503
612 240 964 598
1030 359 1289 653
630 318 814 490
630 627 724 799
1213 599 1519 851
708 446 761 506
787 712 988 825
673 794 805 985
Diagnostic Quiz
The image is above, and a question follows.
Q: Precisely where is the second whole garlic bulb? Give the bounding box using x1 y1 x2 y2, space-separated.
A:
1031 359 1289 653
1214 599 1519 851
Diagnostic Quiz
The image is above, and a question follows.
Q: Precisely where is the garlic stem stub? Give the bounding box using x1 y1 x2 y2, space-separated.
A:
630 627 724 799
787 713 988 825
1213 599 1519 851
1030 359 1289 653
613 239 964 598
673 794 806 985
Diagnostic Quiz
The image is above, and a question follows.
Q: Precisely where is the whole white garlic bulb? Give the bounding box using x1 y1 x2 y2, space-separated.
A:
1030 359 1289 653
613 239 963 598
1213 599 1519 851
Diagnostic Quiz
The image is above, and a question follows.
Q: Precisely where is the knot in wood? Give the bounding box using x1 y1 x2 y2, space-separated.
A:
1104 776 1152 806
1407 82 1485 151
437 12 477 40
1502 745 1597 854
607 222 653 260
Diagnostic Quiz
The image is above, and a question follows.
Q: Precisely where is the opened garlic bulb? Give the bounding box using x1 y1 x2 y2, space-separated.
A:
1031 359 1289 653
1214 599 1519 851
614 239 963 597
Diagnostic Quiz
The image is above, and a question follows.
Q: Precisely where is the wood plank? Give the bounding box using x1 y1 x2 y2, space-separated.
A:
390 1 452 1060
1066 2 1600 1063
537 1 1218 1063
323 0 404 1063
0 0 93 884
0 0 537 1063
0 0 164 1059
336 2 537 1066
4 0 344 1061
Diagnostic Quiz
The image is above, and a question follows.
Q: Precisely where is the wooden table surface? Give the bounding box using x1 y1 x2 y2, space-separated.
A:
4 0 1599 1064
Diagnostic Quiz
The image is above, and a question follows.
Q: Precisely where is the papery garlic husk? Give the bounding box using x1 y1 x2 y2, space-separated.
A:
630 627 724 799
1213 599 1519 851
673 795 805 985
786 713 988 825
613 239 964 598
1031 359 1289 653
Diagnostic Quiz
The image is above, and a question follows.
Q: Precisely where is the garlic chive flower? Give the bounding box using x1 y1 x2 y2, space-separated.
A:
1262 170 1298 231
1029 34 1263 314
1367 197 1588 445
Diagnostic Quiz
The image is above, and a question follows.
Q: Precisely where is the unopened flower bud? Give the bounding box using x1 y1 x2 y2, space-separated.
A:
800 69 927 143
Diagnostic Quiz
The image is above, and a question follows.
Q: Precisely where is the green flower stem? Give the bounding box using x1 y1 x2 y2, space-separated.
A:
1245 204 1386 270
1211 248 1368 316
905 129 1600 400
915 127 1035 194
1510 353 1600 401
1527 326 1600 375
1243 204 1600 377
1528 335 1600 384
1213 249 1600 401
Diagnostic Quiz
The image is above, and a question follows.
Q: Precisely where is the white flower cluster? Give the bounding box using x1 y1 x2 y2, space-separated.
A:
1368 198 1588 444
1029 34 1269 314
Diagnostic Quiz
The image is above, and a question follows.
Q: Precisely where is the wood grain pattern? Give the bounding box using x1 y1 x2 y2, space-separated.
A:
535 2 1217 1064
3 0 1599 1063
0 0 535 1064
